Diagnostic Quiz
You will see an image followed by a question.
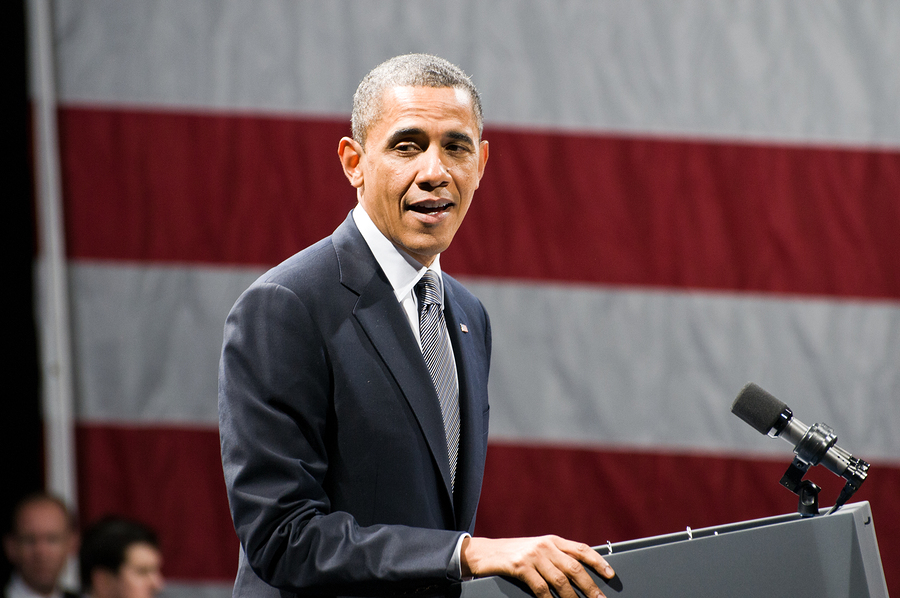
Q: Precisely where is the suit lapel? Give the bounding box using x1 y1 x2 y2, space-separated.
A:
332 216 455 503
443 281 486 532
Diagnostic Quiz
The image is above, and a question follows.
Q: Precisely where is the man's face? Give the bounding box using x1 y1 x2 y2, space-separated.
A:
3 500 76 595
339 85 489 266
100 543 164 598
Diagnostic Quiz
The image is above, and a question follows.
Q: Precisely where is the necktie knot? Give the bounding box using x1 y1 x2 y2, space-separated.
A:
416 270 442 308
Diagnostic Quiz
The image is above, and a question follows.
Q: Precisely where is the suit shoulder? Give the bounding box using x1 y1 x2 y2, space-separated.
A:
254 236 339 293
442 272 490 335
443 272 484 309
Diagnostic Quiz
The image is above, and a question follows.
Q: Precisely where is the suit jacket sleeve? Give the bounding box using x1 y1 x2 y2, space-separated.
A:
218 239 490 596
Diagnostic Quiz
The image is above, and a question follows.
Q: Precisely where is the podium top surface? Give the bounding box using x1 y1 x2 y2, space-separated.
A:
460 502 888 598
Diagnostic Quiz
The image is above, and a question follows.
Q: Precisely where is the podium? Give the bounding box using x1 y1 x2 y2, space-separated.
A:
461 501 889 598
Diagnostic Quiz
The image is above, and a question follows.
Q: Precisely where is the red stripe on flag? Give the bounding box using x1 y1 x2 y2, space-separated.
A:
477 442 899 593
59 106 900 300
59 107 355 267
76 424 239 582
466 130 900 300
76 424 899 591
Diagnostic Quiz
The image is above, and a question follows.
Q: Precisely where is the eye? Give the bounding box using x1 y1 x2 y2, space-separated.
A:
444 134 476 154
393 141 422 154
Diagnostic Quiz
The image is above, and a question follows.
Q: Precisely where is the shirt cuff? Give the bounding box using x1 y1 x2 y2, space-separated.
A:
449 533 471 581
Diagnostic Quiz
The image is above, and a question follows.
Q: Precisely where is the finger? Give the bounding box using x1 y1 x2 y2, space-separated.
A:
532 558 585 598
557 539 615 580
580 548 615 580
531 548 610 598
558 550 610 598
558 556 605 598
518 568 554 598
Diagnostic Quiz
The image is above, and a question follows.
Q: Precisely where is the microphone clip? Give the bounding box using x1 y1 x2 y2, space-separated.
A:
779 421 870 517
780 457 821 517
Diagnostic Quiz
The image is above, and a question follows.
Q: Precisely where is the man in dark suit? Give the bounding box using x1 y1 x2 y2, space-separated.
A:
2 494 79 598
218 53 614 598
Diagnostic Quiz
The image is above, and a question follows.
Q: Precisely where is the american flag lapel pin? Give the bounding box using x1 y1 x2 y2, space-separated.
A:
460 323 469 333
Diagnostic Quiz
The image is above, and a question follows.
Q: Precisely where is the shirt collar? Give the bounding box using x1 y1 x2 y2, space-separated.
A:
352 205 444 303
7 573 66 598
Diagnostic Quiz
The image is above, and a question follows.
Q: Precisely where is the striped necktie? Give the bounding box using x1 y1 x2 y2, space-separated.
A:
415 270 461 492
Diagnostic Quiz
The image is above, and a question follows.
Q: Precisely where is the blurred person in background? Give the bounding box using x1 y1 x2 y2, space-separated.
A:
2 494 79 598
78 518 163 598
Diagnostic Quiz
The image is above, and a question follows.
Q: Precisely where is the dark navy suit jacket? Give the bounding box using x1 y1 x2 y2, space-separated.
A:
219 214 491 597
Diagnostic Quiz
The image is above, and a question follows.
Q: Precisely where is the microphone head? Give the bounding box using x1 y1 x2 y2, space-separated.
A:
731 382 788 435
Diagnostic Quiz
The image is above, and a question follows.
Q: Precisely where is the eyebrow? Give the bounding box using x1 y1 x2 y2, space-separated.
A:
446 131 476 146
385 128 475 148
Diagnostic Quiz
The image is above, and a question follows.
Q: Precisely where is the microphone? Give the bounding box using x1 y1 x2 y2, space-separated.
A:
731 382 869 514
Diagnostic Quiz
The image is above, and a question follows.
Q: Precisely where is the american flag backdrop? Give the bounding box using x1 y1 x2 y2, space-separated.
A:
29 1 900 595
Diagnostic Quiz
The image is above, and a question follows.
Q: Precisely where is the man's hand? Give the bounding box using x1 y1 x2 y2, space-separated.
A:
460 535 615 598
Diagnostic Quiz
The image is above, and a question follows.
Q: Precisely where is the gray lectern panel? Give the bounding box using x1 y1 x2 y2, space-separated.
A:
460 502 888 598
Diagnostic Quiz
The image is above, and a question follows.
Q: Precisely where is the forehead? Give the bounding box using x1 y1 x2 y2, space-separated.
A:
16 501 68 532
123 543 162 568
373 86 478 136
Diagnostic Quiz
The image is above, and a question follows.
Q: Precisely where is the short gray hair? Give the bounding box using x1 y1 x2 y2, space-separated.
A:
351 53 483 148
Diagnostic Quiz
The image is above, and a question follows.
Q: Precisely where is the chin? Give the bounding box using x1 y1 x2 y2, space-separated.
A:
405 235 451 255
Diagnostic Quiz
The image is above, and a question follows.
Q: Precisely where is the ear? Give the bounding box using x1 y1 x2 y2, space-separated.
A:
475 139 489 187
3 535 18 564
338 137 365 189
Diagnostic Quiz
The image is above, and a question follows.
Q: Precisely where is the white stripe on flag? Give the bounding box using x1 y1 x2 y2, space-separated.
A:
470 280 900 462
70 261 262 424
69 262 900 462
161 581 233 598
52 0 900 148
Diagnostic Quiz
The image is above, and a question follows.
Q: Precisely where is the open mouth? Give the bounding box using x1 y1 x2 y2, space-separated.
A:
408 201 453 215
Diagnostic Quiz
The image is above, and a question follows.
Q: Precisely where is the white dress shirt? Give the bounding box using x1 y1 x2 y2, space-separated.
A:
4 574 67 598
352 205 470 579
352 206 449 347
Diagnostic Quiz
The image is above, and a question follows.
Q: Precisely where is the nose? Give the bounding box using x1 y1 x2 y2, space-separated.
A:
416 146 451 189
